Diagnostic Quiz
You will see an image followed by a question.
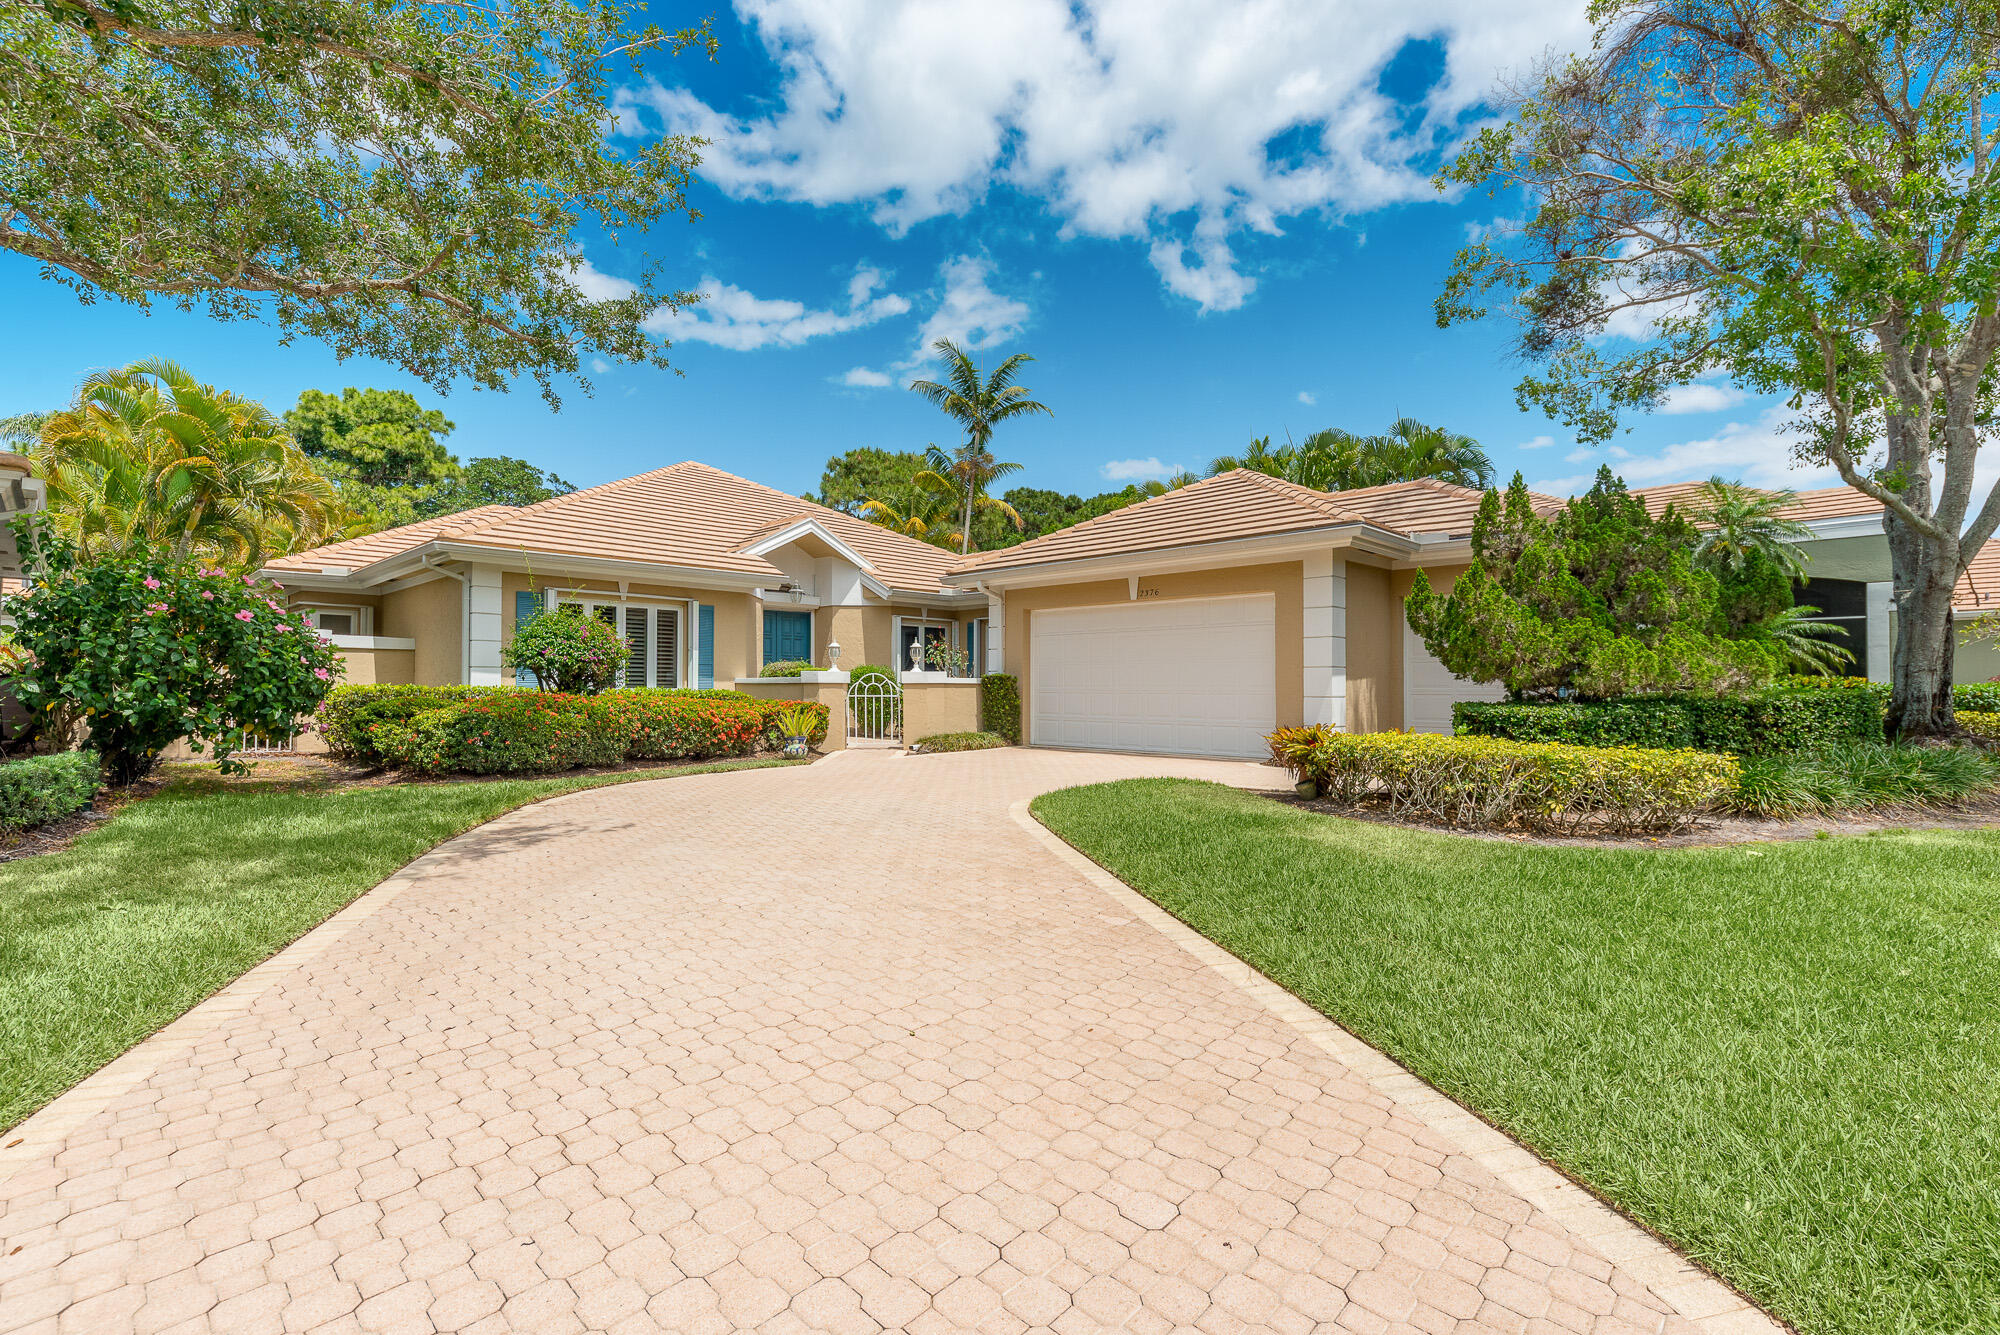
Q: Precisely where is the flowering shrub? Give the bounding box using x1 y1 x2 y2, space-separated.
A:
501 606 627 693
373 691 625 774
6 523 342 782
319 683 831 773
314 684 516 766
1268 725 1738 834
921 642 970 676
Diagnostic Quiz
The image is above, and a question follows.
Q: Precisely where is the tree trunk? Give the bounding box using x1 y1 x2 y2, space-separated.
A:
1885 511 1958 738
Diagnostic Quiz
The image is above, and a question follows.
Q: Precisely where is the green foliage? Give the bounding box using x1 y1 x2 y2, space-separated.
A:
912 732 1009 753
1435 2 2000 735
772 706 818 740
8 525 342 783
1209 418 1494 491
0 751 99 831
5 2 715 400
1957 710 2000 742
285 388 455 491
919 641 970 676
905 340 1050 553
1406 469 1779 699
501 607 628 694
316 683 827 772
1953 682 2000 713
1724 744 2000 818
29 359 342 566
809 449 930 516
758 660 812 678
1456 684 1889 757
980 673 1021 744
1266 725 1737 834
286 389 573 528
313 685 513 767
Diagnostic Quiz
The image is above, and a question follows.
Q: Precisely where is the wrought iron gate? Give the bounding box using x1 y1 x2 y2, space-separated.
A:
846 675 903 745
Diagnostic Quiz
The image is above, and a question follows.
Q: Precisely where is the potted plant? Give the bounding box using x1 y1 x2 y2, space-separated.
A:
774 705 815 758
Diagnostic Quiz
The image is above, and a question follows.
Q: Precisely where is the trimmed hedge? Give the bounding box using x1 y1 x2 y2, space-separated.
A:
0 750 99 831
1268 726 1737 834
1456 685 1888 756
1955 682 2000 712
318 684 830 773
911 731 1009 753
758 660 812 678
1959 710 2000 741
980 673 1021 744
315 685 515 766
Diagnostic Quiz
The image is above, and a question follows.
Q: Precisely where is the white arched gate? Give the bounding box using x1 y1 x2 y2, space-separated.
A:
846 675 903 745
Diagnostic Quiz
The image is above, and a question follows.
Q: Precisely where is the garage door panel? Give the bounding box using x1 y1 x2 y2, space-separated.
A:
1402 622 1505 733
1030 596 1276 759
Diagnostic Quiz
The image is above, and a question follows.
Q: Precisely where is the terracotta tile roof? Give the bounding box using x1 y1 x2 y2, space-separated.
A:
1954 539 2000 612
1629 481 1885 525
266 463 961 595
948 471 1379 575
264 505 521 573
947 473 1564 575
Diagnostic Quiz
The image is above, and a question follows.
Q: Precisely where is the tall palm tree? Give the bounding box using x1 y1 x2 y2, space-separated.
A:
25 359 343 566
1208 421 1494 493
1681 477 1814 578
913 444 1025 551
907 339 1051 554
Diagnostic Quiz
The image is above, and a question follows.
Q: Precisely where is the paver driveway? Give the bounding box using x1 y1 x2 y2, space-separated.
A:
0 749 1774 1335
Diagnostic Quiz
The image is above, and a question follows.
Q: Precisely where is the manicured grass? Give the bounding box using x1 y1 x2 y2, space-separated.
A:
1032 778 2000 1335
0 759 797 1132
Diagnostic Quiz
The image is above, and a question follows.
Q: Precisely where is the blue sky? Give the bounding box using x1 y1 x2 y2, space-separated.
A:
0 0 1827 503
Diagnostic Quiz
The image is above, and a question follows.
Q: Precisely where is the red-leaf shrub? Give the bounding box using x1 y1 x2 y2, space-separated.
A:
373 691 624 774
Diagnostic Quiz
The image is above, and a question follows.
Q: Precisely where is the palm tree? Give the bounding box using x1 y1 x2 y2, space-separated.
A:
1372 418 1495 489
1681 477 1814 578
907 340 1051 554
1208 421 1494 493
913 444 1024 551
25 359 343 566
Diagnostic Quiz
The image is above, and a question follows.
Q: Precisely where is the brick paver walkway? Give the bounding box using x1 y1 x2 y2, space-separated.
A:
0 749 1776 1335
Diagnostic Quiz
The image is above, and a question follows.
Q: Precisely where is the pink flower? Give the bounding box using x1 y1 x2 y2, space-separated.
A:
234 610 254 621
276 624 291 633
242 574 256 585
314 668 331 680
200 591 214 600
143 577 161 590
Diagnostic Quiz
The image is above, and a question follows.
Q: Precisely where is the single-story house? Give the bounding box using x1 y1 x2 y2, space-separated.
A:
263 463 990 741
265 461 2000 760
943 469 2000 758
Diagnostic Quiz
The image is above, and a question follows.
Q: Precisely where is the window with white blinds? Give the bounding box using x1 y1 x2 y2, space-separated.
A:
557 599 684 688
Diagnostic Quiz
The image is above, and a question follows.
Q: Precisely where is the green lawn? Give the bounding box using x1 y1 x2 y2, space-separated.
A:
1032 778 2000 1335
0 759 797 1132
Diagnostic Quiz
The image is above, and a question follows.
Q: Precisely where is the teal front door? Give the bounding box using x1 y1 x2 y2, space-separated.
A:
763 610 812 667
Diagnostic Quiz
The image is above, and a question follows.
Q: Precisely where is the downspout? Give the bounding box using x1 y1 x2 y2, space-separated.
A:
420 553 470 684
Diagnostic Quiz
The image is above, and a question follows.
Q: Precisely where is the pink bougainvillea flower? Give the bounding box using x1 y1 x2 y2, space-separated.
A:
199 590 214 599
143 576 161 590
234 610 255 621
242 574 257 584
314 668 331 680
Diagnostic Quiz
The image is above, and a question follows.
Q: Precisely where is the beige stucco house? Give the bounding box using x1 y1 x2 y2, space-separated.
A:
265 460 2000 760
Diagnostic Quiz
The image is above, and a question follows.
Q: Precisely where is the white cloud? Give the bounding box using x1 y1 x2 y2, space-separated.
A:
1297 391 1317 406
1658 382 1748 414
1531 407 1846 496
615 1 1593 310
1101 456 1183 482
643 263 911 351
564 257 638 303
1519 434 1555 450
845 256 1033 386
589 356 613 375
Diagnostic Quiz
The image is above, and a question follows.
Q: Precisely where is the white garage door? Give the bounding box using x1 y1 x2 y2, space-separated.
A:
1030 595 1276 758
1402 622 1506 733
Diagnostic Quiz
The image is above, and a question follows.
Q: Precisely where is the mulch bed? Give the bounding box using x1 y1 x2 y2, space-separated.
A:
0 753 805 864
1273 789 2000 850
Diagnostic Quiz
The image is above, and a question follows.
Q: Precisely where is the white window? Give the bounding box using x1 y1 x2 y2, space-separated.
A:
303 605 370 636
897 617 956 674
554 598 684 688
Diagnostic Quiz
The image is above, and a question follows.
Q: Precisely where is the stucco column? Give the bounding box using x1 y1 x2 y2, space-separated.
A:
467 567 505 685
985 592 1005 675
1302 553 1346 729
1866 581 1892 683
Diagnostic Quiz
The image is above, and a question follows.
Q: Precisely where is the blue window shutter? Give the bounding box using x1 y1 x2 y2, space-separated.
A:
513 590 538 685
763 610 810 666
698 605 715 688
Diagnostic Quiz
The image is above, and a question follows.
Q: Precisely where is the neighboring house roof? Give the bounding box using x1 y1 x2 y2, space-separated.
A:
1955 541 2000 613
947 472 1564 576
266 462 962 595
1628 481 1887 525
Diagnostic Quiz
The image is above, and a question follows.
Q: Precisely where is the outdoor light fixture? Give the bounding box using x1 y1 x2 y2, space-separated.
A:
827 639 842 664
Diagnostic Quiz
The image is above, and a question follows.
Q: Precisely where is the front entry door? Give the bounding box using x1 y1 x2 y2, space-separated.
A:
763 609 812 667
